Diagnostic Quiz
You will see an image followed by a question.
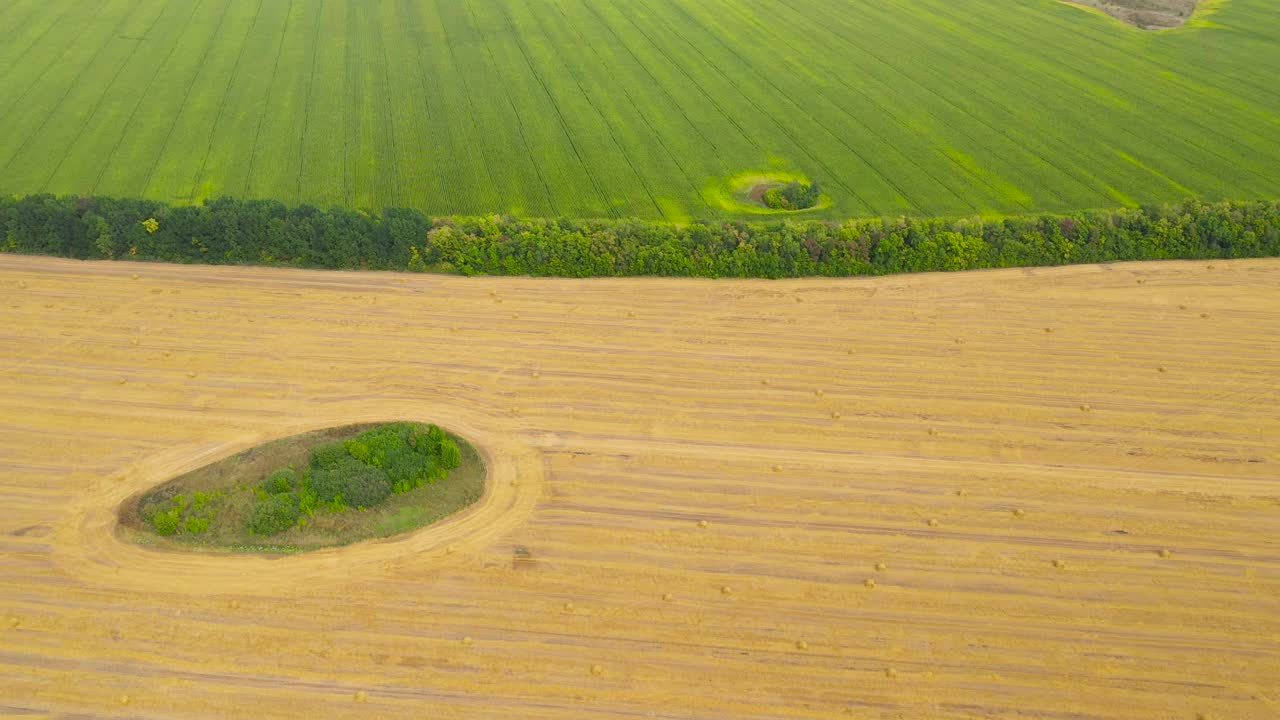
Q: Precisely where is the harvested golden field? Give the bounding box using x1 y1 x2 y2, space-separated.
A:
1 255 1278 719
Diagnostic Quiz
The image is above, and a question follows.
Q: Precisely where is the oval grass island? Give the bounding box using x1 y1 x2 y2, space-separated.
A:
118 422 486 554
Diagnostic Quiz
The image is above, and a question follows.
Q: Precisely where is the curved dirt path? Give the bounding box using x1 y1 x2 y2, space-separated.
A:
0 255 1277 719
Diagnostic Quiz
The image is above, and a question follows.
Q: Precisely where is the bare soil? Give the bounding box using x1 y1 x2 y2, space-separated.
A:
1065 0 1200 29
747 183 775 204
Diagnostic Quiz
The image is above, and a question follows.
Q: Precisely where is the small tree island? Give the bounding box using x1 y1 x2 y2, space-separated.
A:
762 180 823 210
120 422 485 553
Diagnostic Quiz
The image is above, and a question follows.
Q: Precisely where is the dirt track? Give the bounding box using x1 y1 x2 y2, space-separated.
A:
1 255 1277 719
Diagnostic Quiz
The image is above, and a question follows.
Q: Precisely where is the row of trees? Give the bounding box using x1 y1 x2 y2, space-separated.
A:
2 194 1277 278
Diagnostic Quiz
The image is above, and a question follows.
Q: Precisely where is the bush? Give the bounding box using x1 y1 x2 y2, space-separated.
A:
308 455 391 508
384 444 429 490
438 438 462 470
310 442 350 471
248 493 301 535
347 423 414 468
152 508 180 536
184 516 210 534
339 464 393 508
261 468 297 495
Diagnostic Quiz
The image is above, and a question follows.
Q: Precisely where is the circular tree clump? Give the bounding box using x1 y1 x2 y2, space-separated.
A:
705 172 832 214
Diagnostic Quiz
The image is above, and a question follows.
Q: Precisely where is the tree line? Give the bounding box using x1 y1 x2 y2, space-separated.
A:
2 194 1277 278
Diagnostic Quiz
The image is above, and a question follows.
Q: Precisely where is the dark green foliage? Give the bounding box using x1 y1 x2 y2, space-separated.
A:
310 442 350 471
335 463 393 508
262 468 297 495
248 493 301 536
3 195 1277 278
763 181 821 210
309 455 380 504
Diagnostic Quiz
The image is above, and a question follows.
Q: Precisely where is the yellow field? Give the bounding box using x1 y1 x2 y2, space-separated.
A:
1 255 1277 719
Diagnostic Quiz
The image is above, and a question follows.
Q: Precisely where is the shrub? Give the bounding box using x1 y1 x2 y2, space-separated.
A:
348 423 414 468
152 508 180 536
308 455 391 508
310 442 351 471
261 468 297 495
338 464 393 508
439 438 462 470
184 516 210 534
248 493 300 536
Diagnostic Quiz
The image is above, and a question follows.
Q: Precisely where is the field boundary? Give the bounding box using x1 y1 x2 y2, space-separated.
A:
2 194 1276 278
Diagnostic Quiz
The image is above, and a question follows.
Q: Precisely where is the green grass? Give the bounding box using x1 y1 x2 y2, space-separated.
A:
1 0 1278 220
117 423 486 554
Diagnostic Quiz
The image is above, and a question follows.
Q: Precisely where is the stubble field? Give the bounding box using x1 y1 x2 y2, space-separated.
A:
0 255 1278 718
1 0 1279 219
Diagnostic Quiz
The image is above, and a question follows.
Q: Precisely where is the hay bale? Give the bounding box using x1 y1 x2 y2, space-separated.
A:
1044 327 1052 333
697 520 708 528
1158 548 1172 558
760 379 770 386
445 544 457 555
116 377 127 385
885 668 898 678
531 371 540 378
7 616 19 628
720 585 733 595
927 428 938 436
228 600 240 609
662 593 673 602
186 372 197 378
831 411 841 419
591 664 604 676
875 563 887 572
771 464 782 473
563 602 575 612
863 578 876 588
130 274 139 280
1079 404 1092 412
796 640 809 650
814 389 824 397
1013 508 1025 518
354 691 368 702
1157 366 1167 373
461 636 474 646
118 695 131 706
926 518 939 527
1052 559 1066 569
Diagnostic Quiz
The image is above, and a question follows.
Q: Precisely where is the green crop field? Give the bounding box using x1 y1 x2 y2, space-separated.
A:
1 0 1278 220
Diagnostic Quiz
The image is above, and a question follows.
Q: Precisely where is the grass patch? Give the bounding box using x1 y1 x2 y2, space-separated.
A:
117 423 485 554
